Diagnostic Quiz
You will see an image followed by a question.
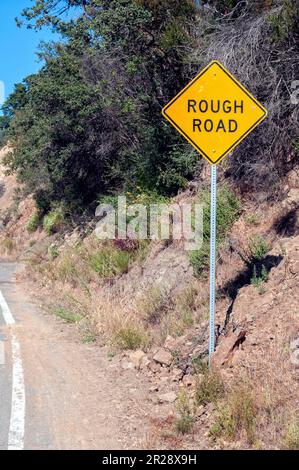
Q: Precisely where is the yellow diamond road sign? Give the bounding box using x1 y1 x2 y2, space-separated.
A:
162 61 267 165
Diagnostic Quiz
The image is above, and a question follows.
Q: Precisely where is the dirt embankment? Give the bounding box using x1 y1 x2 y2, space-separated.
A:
1 141 299 449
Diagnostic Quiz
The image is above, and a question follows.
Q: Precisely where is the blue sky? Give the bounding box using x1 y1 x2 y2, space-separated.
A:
0 0 59 104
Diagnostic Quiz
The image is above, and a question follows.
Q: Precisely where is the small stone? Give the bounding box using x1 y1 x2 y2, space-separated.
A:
197 405 205 417
172 368 183 382
121 361 134 370
153 348 173 367
140 357 151 370
158 391 177 404
149 361 162 374
129 350 147 370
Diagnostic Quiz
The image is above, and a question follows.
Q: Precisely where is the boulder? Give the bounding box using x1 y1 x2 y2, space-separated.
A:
129 350 147 370
211 329 246 368
153 348 173 367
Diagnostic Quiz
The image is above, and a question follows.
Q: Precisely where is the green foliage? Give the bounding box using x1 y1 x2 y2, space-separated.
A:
269 0 299 43
251 264 269 289
244 213 260 226
43 207 64 235
53 306 82 324
188 242 210 278
89 245 131 278
27 212 41 233
189 187 240 277
248 235 271 262
3 0 198 213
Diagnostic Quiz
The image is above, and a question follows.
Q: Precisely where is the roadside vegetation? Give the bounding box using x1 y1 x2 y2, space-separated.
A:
189 186 241 277
0 0 298 451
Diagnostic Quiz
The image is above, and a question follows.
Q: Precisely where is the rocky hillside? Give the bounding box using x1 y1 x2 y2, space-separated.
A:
1 143 299 449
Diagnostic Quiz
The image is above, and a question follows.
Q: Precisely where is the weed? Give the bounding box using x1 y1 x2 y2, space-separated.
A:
195 370 224 406
139 286 170 325
283 419 299 450
43 207 64 235
251 264 269 289
211 383 257 444
188 242 210 278
2 238 14 253
269 0 298 43
48 246 59 260
82 333 97 344
189 186 240 277
248 235 270 261
55 252 79 284
53 306 82 324
114 323 146 350
27 212 41 233
244 214 260 226
89 246 131 278
175 389 195 435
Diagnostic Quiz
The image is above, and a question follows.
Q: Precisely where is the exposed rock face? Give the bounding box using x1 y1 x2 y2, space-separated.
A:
211 329 246 368
226 235 299 372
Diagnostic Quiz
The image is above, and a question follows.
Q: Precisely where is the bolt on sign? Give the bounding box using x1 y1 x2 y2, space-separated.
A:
162 60 267 164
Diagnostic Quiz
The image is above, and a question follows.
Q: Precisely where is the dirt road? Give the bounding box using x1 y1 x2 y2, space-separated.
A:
0 262 153 450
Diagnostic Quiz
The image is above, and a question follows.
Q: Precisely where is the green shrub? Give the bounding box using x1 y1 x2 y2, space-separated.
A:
43 208 64 235
53 307 82 324
89 247 131 278
114 324 146 350
248 235 270 261
251 264 269 289
189 186 240 277
188 241 210 278
244 214 260 226
27 212 41 233
269 0 298 43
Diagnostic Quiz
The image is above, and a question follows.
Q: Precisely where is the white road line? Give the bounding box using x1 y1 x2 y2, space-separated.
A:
0 289 25 450
0 291 15 325
7 332 26 450
0 341 4 365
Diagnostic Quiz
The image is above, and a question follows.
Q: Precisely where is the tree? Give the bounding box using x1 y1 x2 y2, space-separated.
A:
4 0 199 213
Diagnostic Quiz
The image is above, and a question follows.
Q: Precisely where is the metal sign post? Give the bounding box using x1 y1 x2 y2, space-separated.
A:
209 165 217 365
162 60 267 367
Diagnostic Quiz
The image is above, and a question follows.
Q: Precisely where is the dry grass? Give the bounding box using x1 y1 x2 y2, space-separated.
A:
1 237 15 254
211 382 257 445
195 370 225 406
175 389 196 435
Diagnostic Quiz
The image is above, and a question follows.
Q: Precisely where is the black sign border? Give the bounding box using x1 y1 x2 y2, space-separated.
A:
162 61 267 164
